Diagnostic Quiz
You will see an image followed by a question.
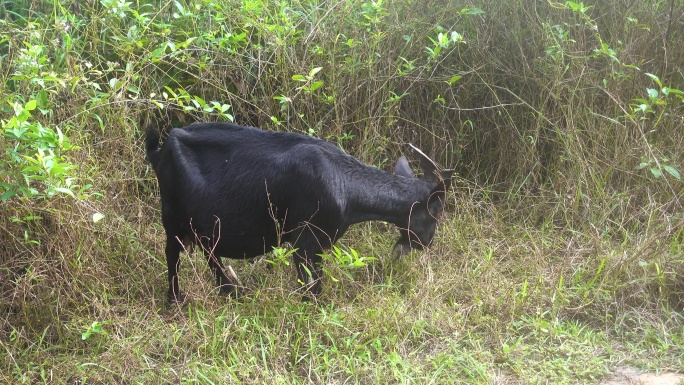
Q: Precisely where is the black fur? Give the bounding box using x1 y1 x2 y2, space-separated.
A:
145 122 453 302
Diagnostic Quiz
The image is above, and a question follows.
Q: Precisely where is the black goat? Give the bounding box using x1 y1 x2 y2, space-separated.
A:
145 122 453 302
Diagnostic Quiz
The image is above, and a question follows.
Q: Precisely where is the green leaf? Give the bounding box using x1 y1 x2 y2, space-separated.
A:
25 99 37 111
93 213 105 223
193 95 206 107
662 165 681 180
309 81 324 92
292 74 307 82
70 76 80 93
647 88 659 99
54 187 75 197
2 190 17 202
309 67 323 77
93 114 104 132
447 75 462 85
462 7 485 15
37 90 49 108
56 127 65 147
163 86 177 98
645 72 662 88
650 167 662 178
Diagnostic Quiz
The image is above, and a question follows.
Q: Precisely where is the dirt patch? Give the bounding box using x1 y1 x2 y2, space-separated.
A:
601 368 684 385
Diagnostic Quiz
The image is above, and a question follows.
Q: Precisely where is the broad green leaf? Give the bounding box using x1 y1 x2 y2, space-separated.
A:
37 90 49 108
662 165 681 180
163 86 177 98
292 74 306 82
70 76 80 93
193 95 206 107
450 31 463 42
309 81 324 92
25 99 37 111
650 167 662 178
2 190 17 202
645 72 662 88
447 75 462 85
54 187 75 197
309 67 323 77
462 7 485 15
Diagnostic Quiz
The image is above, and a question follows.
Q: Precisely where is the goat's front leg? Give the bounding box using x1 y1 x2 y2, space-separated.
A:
293 249 323 300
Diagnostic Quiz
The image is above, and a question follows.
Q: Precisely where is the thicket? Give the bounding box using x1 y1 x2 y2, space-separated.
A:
1 0 683 383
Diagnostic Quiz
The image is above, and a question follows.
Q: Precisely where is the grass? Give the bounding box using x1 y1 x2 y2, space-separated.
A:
3 195 683 383
2 0 684 383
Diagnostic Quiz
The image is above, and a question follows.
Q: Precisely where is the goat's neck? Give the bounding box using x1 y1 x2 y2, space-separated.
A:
344 172 429 226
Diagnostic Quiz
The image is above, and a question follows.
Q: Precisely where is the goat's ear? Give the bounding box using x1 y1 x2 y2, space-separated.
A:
438 169 454 191
428 170 454 211
394 156 414 178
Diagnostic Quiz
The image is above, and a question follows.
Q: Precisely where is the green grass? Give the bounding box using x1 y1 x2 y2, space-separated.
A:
3 199 683 383
2 0 684 383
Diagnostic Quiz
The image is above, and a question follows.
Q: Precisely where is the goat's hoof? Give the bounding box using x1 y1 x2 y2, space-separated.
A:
168 291 187 305
300 292 322 303
218 284 241 298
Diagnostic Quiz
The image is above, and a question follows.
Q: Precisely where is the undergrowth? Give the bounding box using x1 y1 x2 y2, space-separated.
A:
1 0 683 383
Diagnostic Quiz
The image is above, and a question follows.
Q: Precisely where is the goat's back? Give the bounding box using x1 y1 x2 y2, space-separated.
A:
148 122 354 256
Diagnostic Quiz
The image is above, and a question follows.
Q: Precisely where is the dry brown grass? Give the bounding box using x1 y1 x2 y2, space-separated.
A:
1 0 683 383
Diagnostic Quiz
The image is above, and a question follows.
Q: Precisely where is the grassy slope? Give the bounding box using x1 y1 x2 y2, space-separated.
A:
1 0 683 383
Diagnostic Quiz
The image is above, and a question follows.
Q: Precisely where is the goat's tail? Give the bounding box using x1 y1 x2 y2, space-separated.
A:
145 122 162 168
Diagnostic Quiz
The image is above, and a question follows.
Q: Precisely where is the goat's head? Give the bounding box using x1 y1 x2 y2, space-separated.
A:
392 144 454 258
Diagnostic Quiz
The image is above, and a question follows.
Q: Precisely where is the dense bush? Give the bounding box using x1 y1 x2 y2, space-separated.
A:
1 0 682 383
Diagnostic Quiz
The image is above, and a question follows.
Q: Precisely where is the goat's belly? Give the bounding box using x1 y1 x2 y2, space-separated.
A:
193 229 280 259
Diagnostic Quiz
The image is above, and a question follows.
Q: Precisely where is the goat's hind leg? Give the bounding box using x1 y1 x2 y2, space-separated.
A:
165 237 185 304
204 252 240 297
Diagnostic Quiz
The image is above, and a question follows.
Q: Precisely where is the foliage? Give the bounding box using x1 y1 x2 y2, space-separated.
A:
1 100 83 201
1 0 683 383
320 245 376 282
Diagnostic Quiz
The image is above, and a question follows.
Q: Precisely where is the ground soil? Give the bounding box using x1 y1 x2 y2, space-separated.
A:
601 368 684 385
